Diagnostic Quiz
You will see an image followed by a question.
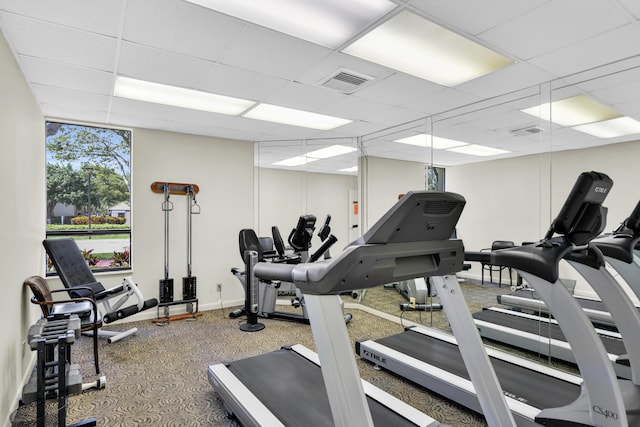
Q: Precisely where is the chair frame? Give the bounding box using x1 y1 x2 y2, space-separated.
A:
24 276 102 374
480 240 515 287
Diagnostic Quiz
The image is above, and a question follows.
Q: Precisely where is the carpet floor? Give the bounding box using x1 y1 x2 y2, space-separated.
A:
11 280 572 426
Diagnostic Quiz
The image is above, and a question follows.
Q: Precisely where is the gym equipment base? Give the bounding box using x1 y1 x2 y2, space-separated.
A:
153 311 202 324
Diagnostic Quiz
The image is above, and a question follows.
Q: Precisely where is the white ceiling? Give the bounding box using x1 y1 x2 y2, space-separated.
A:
2 0 640 175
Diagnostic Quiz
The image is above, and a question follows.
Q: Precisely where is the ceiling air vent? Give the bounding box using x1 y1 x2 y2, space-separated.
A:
510 125 545 137
320 69 373 93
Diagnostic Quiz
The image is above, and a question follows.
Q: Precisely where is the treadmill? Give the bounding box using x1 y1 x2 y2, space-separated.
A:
357 171 640 426
474 200 640 380
209 191 516 427
472 306 629 378
497 287 630 328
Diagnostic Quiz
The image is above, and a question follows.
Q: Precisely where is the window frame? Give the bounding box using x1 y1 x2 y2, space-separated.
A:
44 120 133 275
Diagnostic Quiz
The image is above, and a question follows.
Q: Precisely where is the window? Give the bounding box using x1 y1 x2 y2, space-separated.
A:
45 121 132 273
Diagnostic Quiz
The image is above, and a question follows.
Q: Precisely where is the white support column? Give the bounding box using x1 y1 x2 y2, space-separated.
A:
567 261 640 384
606 256 640 300
519 271 627 427
304 294 373 427
430 275 516 427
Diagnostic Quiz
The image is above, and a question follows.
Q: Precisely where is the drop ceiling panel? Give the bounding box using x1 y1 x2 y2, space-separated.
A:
321 120 389 138
479 0 631 60
218 25 330 81
455 61 554 99
353 72 444 106
406 0 549 36
319 96 393 121
117 42 215 88
591 80 640 106
19 56 113 94
43 104 108 125
528 24 640 78
107 112 169 130
0 0 123 37
31 84 110 110
404 89 481 115
198 64 288 101
110 97 194 120
122 0 247 62
1 13 117 71
361 105 429 127
262 81 347 112
617 0 640 19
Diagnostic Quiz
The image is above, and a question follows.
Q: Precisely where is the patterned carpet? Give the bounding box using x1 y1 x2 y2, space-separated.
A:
11 280 567 426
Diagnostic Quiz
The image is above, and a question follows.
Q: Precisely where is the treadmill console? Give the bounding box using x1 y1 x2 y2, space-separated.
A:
549 171 613 245
255 191 467 295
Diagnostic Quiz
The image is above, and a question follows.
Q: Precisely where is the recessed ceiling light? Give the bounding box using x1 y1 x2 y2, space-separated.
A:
521 94 621 127
183 0 396 49
273 156 320 166
395 134 468 149
113 76 255 115
447 144 509 156
243 104 352 130
342 10 513 87
306 145 357 159
573 116 640 138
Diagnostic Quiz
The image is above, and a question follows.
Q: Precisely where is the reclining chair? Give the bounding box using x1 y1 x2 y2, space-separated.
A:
43 238 158 343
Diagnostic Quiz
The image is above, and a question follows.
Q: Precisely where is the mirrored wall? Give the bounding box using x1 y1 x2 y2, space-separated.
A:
253 54 640 332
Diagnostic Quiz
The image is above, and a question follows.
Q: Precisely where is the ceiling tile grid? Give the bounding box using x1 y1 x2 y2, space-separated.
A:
0 0 640 173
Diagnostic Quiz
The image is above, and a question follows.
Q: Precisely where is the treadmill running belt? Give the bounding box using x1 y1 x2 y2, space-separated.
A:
473 309 627 355
376 329 579 410
227 348 418 427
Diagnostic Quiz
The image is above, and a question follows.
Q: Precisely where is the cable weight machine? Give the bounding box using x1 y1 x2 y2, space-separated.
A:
151 182 202 324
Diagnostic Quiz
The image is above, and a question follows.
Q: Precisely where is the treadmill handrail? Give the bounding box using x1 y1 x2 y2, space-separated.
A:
254 240 464 295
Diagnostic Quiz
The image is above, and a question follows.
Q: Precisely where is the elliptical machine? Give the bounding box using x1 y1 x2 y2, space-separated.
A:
229 214 352 329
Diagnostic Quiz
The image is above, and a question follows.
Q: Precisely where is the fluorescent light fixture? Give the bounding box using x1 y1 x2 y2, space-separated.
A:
573 116 640 138
395 134 468 149
521 94 621 127
273 145 356 167
306 145 357 159
273 144 356 166
447 144 509 156
114 76 255 115
343 10 513 87
244 104 352 130
339 166 358 172
183 0 396 49
273 156 319 166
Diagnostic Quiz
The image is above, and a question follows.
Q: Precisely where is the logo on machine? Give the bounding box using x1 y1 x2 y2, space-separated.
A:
593 405 618 420
594 187 608 194
361 349 387 365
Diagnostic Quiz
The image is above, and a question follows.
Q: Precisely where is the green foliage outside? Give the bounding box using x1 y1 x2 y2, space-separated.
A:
46 122 131 222
45 122 132 271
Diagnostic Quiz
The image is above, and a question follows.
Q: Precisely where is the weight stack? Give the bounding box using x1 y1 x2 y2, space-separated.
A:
183 276 197 300
160 278 174 303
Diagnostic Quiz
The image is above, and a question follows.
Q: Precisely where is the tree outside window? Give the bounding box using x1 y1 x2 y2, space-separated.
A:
45 121 132 272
